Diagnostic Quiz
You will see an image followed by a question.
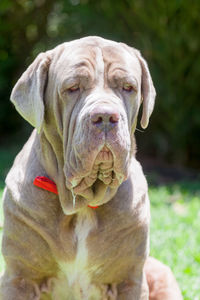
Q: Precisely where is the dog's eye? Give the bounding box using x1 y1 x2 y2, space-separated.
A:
67 85 80 93
122 83 135 93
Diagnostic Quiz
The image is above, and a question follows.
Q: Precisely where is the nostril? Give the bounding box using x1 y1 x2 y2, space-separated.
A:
92 116 103 125
109 114 119 124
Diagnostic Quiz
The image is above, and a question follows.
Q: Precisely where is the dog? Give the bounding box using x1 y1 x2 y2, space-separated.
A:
0 36 182 299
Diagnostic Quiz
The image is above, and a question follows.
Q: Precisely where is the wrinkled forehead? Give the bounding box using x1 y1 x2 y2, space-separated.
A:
51 40 141 80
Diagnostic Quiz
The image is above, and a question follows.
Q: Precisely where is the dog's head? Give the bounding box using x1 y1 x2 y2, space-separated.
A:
11 36 156 212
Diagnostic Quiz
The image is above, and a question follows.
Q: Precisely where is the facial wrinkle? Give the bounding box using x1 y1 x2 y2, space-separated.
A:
95 47 105 88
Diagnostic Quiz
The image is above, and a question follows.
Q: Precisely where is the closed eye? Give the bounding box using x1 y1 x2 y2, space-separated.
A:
67 85 80 93
122 83 136 93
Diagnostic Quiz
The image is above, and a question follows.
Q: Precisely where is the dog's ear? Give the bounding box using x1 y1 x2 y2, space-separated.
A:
134 49 156 129
10 52 52 133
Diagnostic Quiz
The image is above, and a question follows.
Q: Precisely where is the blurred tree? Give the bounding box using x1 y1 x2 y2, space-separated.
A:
0 0 200 168
0 0 55 138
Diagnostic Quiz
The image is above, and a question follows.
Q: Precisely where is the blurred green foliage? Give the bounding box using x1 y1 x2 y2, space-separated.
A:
0 0 200 168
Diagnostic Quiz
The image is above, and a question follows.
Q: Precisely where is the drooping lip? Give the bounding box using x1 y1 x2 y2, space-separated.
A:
66 144 127 199
94 145 114 185
95 145 113 163
66 144 114 192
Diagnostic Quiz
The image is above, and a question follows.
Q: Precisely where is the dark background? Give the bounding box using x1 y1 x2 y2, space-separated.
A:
0 0 200 172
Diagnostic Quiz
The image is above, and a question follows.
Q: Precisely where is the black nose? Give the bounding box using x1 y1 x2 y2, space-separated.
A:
90 106 120 132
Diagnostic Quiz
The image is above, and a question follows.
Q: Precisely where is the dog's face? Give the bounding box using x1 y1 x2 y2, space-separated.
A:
10 36 156 210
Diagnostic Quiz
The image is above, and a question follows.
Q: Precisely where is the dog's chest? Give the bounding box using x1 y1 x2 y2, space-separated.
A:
54 206 137 299
55 208 102 299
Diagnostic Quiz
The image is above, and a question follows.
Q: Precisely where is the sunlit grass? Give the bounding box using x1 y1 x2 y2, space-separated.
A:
149 185 200 300
0 189 5 273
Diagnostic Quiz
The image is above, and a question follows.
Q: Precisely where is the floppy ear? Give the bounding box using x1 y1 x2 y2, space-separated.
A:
10 52 52 133
134 49 156 129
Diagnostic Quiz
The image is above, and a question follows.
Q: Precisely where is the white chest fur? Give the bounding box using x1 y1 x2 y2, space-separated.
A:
55 208 101 300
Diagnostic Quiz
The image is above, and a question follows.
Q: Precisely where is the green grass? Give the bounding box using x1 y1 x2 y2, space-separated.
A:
0 189 4 272
149 185 200 300
0 146 200 299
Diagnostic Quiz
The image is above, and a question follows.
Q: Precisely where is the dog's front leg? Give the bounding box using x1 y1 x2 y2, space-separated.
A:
117 270 149 300
0 272 41 300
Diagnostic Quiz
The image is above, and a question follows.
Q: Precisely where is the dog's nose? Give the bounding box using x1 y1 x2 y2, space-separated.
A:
90 106 120 131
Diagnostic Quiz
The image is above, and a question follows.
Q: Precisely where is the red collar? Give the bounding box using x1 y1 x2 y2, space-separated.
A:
33 176 98 209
